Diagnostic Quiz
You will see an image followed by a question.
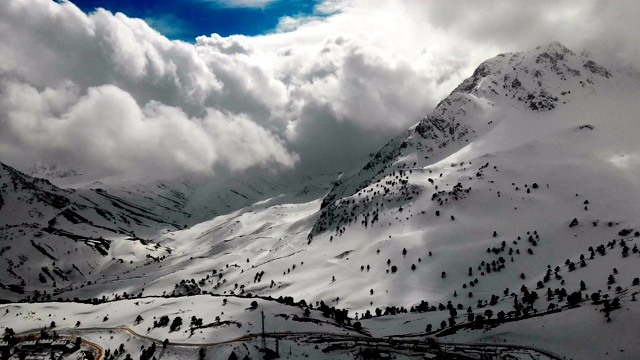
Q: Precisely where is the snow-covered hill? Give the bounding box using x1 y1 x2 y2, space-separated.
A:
2 42 640 359
0 162 193 300
0 162 337 302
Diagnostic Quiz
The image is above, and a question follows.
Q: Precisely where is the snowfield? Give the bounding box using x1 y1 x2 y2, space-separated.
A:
2 42 640 359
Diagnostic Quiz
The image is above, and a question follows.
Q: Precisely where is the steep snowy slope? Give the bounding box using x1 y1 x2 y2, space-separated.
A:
315 42 612 232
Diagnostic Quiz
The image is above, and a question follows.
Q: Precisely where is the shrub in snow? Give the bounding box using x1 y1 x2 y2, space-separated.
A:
619 228 633 236
567 291 582 306
169 317 182 332
569 218 579 227
172 282 201 296
155 315 170 328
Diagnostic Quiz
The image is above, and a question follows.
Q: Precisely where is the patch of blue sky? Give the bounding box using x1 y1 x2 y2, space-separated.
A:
65 0 324 41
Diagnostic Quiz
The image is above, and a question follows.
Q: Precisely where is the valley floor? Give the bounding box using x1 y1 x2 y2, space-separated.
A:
2 291 640 359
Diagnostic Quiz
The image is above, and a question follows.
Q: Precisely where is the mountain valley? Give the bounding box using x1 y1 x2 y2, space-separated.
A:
2 42 640 359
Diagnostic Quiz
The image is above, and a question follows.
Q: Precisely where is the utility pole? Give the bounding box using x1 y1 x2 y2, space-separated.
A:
261 310 266 351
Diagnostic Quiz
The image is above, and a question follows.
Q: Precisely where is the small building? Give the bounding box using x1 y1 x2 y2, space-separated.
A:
50 339 77 353
19 340 38 350
64 342 78 353
38 339 54 348
52 339 69 351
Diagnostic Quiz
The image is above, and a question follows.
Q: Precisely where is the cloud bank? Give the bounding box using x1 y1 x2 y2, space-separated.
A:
0 0 638 182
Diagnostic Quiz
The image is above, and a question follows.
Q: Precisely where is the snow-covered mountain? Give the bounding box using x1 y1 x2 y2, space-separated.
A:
314 41 614 234
2 42 640 359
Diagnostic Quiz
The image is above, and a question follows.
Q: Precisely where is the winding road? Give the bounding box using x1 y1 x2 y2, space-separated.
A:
38 326 564 360
81 338 104 360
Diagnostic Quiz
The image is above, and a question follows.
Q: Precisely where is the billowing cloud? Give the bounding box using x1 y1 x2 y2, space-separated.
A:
0 78 296 179
0 0 295 180
0 0 638 183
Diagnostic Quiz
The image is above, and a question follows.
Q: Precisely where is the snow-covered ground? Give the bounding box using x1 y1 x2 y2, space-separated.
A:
2 43 640 359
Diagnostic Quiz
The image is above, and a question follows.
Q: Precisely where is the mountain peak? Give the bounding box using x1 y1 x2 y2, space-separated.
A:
535 41 574 55
450 42 610 110
414 42 612 158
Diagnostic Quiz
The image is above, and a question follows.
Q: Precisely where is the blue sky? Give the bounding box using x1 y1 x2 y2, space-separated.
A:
66 0 320 41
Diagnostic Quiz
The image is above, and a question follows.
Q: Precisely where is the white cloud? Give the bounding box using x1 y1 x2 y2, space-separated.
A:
0 79 296 180
0 0 638 182
0 0 295 181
